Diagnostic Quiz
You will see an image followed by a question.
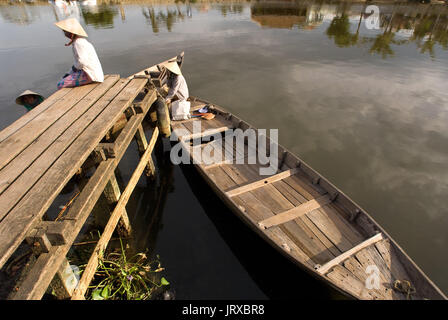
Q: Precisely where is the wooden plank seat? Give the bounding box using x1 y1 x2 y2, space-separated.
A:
316 233 384 274
226 167 301 198
258 194 333 229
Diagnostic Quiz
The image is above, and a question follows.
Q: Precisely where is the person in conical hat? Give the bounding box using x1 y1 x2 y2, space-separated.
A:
164 60 187 103
15 90 44 111
164 60 190 120
164 61 182 76
54 18 104 90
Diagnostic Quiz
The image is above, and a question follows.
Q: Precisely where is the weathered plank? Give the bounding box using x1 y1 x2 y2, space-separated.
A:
0 77 126 221
237 170 336 264
0 88 71 143
258 194 332 229
214 158 333 264
0 78 147 269
71 127 159 299
180 126 232 141
326 265 384 300
374 239 412 284
11 159 117 300
354 246 407 299
317 233 384 274
342 256 387 299
283 174 364 247
11 90 156 299
103 173 132 237
217 164 315 266
0 76 120 196
135 124 156 177
0 83 101 170
271 180 342 257
226 167 300 198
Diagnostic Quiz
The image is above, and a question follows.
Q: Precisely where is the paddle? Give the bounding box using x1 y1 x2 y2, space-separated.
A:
191 113 215 120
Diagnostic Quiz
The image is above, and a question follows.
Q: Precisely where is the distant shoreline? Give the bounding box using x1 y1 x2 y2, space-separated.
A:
0 0 446 6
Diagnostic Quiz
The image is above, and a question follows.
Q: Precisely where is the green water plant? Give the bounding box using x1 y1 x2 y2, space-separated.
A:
83 239 169 300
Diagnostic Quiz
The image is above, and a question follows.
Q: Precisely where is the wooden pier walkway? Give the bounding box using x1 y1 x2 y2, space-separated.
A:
0 74 158 299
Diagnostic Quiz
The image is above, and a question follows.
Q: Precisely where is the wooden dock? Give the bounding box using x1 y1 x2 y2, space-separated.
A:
0 74 158 299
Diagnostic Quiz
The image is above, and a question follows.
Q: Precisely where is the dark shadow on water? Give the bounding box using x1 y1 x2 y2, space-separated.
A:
178 163 349 300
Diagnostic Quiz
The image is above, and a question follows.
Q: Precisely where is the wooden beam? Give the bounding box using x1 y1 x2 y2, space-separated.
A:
10 90 156 299
11 158 117 300
258 194 332 229
0 76 119 197
103 173 132 237
316 233 384 275
226 167 300 198
25 220 72 246
134 124 156 178
0 79 147 270
0 88 71 144
180 126 231 141
0 83 101 171
71 127 159 300
25 229 52 254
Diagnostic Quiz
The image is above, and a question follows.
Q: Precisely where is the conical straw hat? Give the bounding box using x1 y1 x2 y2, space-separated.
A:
54 18 88 37
15 90 44 105
163 61 182 75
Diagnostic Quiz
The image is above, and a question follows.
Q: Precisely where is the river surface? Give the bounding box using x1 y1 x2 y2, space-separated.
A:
0 0 447 299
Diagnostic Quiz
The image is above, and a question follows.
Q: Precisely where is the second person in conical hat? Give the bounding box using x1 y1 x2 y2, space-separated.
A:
54 18 104 89
15 90 44 111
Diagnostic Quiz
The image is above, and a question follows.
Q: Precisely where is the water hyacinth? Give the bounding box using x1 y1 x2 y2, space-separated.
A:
81 239 170 300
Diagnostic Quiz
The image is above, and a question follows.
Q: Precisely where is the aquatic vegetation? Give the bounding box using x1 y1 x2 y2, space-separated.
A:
81 239 169 300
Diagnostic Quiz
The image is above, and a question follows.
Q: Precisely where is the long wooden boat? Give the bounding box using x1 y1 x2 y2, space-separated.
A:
133 55 447 300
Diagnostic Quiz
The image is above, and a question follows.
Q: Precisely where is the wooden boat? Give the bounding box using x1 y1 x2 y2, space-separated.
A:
133 55 447 300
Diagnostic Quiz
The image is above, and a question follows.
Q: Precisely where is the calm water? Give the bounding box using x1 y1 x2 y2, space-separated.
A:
1 0 447 298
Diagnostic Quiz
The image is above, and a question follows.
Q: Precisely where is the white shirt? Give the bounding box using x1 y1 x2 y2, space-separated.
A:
166 74 189 101
72 37 104 82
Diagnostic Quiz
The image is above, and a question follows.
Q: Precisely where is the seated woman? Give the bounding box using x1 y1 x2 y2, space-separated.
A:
54 18 104 89
164 61 190 120
15 90 44 111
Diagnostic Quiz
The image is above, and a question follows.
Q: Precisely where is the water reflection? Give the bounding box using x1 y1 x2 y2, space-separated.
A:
0 0 44 24
50 0 80 21
250 0 448 58
218 2 244 16
2 0 448 58
81 3 117 28
142 4 189 33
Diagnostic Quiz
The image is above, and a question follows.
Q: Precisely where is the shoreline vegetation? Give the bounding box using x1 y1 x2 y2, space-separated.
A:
0 0 447 6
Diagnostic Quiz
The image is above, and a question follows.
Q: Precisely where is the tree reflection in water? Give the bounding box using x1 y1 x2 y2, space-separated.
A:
248 0 448 59
81 4 118 28
141 4 188 33
1 0 448 59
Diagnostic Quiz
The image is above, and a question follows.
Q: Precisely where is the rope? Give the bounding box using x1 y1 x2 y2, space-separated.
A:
393 279 416 300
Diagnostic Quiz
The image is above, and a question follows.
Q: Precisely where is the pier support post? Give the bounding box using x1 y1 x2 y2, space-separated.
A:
103 173 132 238
48 259 79 299
134 125 156 179
25 231 78 300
